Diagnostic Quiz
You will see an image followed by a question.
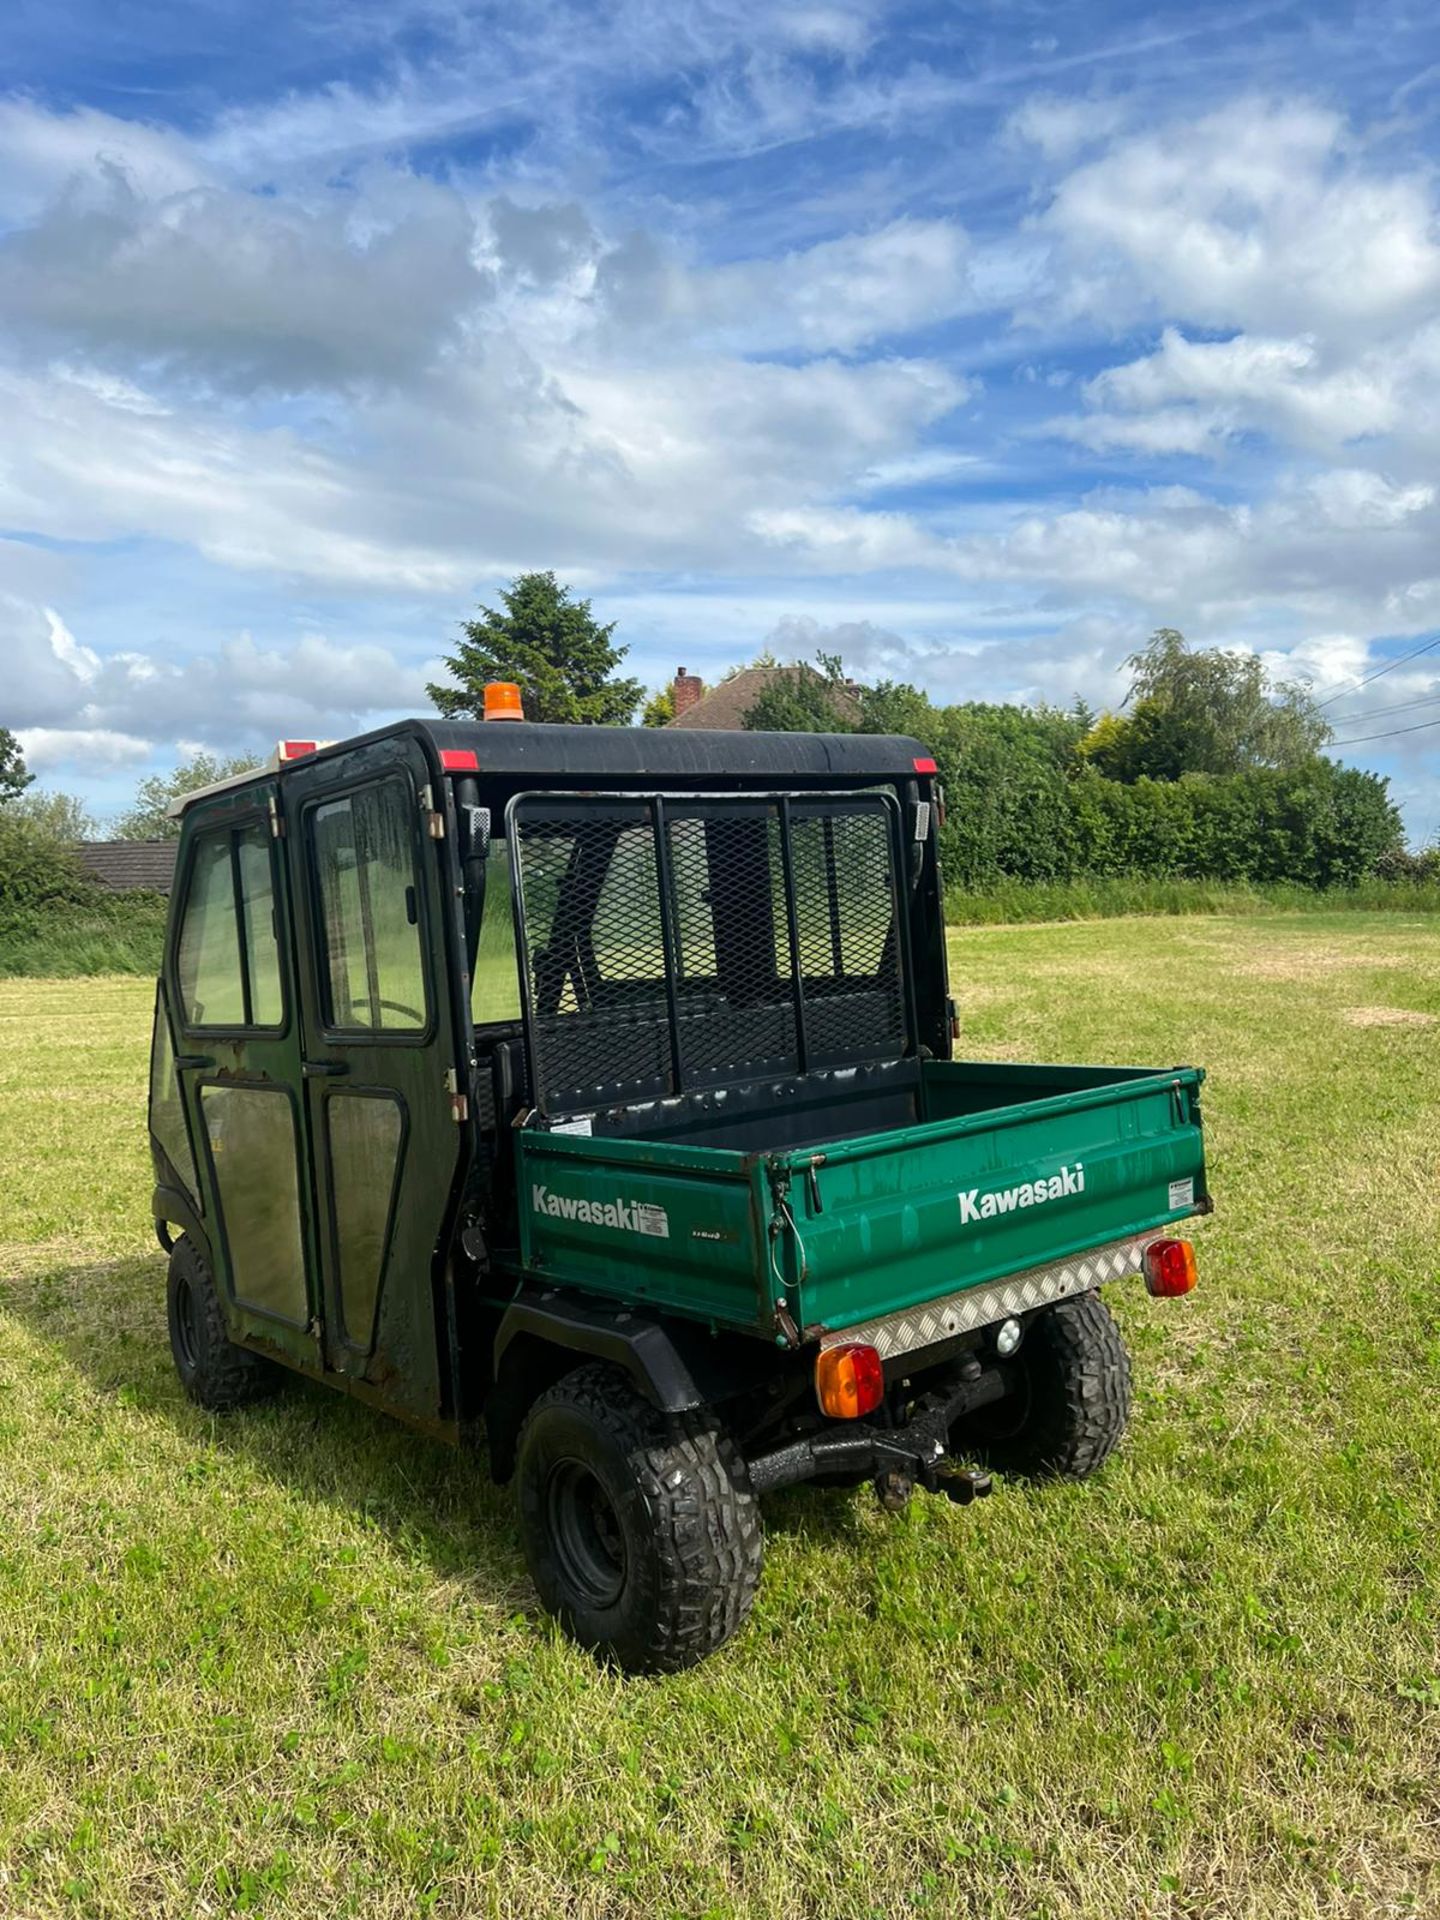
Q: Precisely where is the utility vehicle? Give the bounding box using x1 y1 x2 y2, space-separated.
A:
148 701 1209 1671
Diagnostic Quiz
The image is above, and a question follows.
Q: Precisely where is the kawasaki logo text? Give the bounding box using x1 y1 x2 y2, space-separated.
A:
959 1163 1084 1225
531 1186 670 1238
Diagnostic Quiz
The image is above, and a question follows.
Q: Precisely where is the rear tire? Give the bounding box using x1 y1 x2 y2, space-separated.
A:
167 1234 280 1411
515 1363 763 1673
961 1290 1131 1480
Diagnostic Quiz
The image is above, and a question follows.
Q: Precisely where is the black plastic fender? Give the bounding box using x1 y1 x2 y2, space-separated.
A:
152 1181 209 1260
485 1285 711 1482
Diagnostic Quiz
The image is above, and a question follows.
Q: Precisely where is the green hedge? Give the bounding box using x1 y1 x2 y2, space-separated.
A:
940 761 1402 892
0 810 168 976
0 893 168 977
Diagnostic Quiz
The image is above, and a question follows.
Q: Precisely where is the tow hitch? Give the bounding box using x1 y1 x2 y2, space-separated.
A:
745 1360 1010 1504
877 1462 992 1512
935 1463 993 1505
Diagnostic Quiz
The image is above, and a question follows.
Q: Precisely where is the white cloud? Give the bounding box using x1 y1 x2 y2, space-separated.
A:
1041 98 1440 341
592 217 980 356
0 102 206 223
17 726 151 770
1052 325 1435 457
1007 94 1128 161
3 596 429 758
1307 470 1435 530
691 219 975 353
44 608 100 683
0 158 486 393
772 7 876 57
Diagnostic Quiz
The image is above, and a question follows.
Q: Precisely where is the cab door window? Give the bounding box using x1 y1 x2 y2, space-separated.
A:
311 780 428 1033
472 837 523 1026
176 821 283 1030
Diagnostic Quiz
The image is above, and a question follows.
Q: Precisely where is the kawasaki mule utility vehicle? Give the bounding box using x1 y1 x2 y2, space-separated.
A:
148 707 1209 1671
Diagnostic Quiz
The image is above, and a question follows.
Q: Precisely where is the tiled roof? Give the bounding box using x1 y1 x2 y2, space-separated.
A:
666 664 861 730
75 840 179 894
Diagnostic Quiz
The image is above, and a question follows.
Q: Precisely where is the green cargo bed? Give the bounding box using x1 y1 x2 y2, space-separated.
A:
513 1059 1208 1342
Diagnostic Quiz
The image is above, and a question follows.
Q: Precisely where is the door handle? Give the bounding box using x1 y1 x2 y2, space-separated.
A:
302 1060 350 1079
174 1054 214 1070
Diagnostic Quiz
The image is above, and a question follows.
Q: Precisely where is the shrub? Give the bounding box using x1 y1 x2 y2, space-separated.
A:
0 807 168 977
937 760 1403 892
0 809 95 927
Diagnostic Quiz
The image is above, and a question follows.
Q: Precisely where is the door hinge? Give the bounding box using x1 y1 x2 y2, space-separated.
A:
420 783 445 839
268 795 284 839
444 1067 468 1123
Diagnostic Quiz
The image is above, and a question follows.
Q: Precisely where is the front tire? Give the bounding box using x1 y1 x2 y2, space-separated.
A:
167 1235 280 1410
960 1290 1131 1480
515 1364 763 1673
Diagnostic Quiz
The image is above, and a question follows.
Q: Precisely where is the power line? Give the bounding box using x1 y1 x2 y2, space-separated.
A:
1331 712 1440 748
1316 630 1440 710
1323 687 1440 726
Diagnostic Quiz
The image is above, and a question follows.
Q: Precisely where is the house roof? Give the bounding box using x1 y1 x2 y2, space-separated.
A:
75 840 178 893
666 664 861 731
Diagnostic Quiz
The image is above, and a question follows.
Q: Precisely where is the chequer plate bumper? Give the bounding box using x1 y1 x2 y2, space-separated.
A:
819 1234 1153 1363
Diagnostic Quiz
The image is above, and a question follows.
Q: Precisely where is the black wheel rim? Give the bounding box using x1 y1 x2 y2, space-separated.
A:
545 1459 627 1608
174 1274 199 1372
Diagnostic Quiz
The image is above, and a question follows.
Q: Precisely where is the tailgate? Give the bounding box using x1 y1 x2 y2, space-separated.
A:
514 1128 775 1332
777 1064 1208 1335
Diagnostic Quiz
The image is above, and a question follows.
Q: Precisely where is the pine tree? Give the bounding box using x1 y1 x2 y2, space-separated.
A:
427 572 641 725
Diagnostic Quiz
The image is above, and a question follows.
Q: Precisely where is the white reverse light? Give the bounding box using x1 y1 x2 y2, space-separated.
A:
995 1317 1022 1357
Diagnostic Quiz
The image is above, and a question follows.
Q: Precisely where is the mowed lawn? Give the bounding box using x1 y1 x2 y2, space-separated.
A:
3 916 1440 1920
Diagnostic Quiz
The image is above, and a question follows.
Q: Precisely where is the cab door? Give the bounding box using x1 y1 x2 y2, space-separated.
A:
167 782 321 1371
283 736 463 1428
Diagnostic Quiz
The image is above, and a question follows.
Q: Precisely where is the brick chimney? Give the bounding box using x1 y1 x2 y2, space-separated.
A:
673 666 703 718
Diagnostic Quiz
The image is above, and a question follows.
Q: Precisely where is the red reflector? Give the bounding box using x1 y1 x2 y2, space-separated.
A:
913 756 938 774
440 748 479 772
1145 1238 1198 1298
815 1343 884 1419
279 739 317 760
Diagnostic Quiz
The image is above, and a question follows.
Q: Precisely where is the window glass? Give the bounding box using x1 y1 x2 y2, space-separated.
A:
176 821 283 1029
472 840 522 1024
177 834 246 1026
312 781 427 1032
238 830 283 1025
328 1092 404 1351
148 985 198 1201
201 1084 307 1323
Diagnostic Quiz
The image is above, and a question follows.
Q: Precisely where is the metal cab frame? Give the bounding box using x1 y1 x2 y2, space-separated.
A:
149 718 948 1452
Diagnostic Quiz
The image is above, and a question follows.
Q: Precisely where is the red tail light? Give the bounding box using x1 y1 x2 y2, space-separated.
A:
1145 1237 1198 1297
815 1343 884 1419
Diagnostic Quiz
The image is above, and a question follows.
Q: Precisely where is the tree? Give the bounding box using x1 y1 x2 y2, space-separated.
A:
742 653 858 732
428 572 641 725
642 685 676 727
12 789 97 842
1084 628 1330 781
0 728 32 804
115 752 262 841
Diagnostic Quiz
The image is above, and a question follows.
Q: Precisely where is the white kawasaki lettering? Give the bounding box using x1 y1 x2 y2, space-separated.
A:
531 1186 669 1238
958 1162 1084 1225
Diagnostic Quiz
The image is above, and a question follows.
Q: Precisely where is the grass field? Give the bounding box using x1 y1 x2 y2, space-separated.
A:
3 916 1440 1918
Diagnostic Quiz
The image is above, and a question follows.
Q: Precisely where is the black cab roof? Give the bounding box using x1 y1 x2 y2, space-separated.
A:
172 718 935 814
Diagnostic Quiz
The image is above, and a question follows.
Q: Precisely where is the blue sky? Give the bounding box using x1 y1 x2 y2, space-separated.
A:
3 0 1440 830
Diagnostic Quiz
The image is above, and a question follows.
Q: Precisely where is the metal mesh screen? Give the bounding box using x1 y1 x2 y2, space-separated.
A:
511 791 910 1116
